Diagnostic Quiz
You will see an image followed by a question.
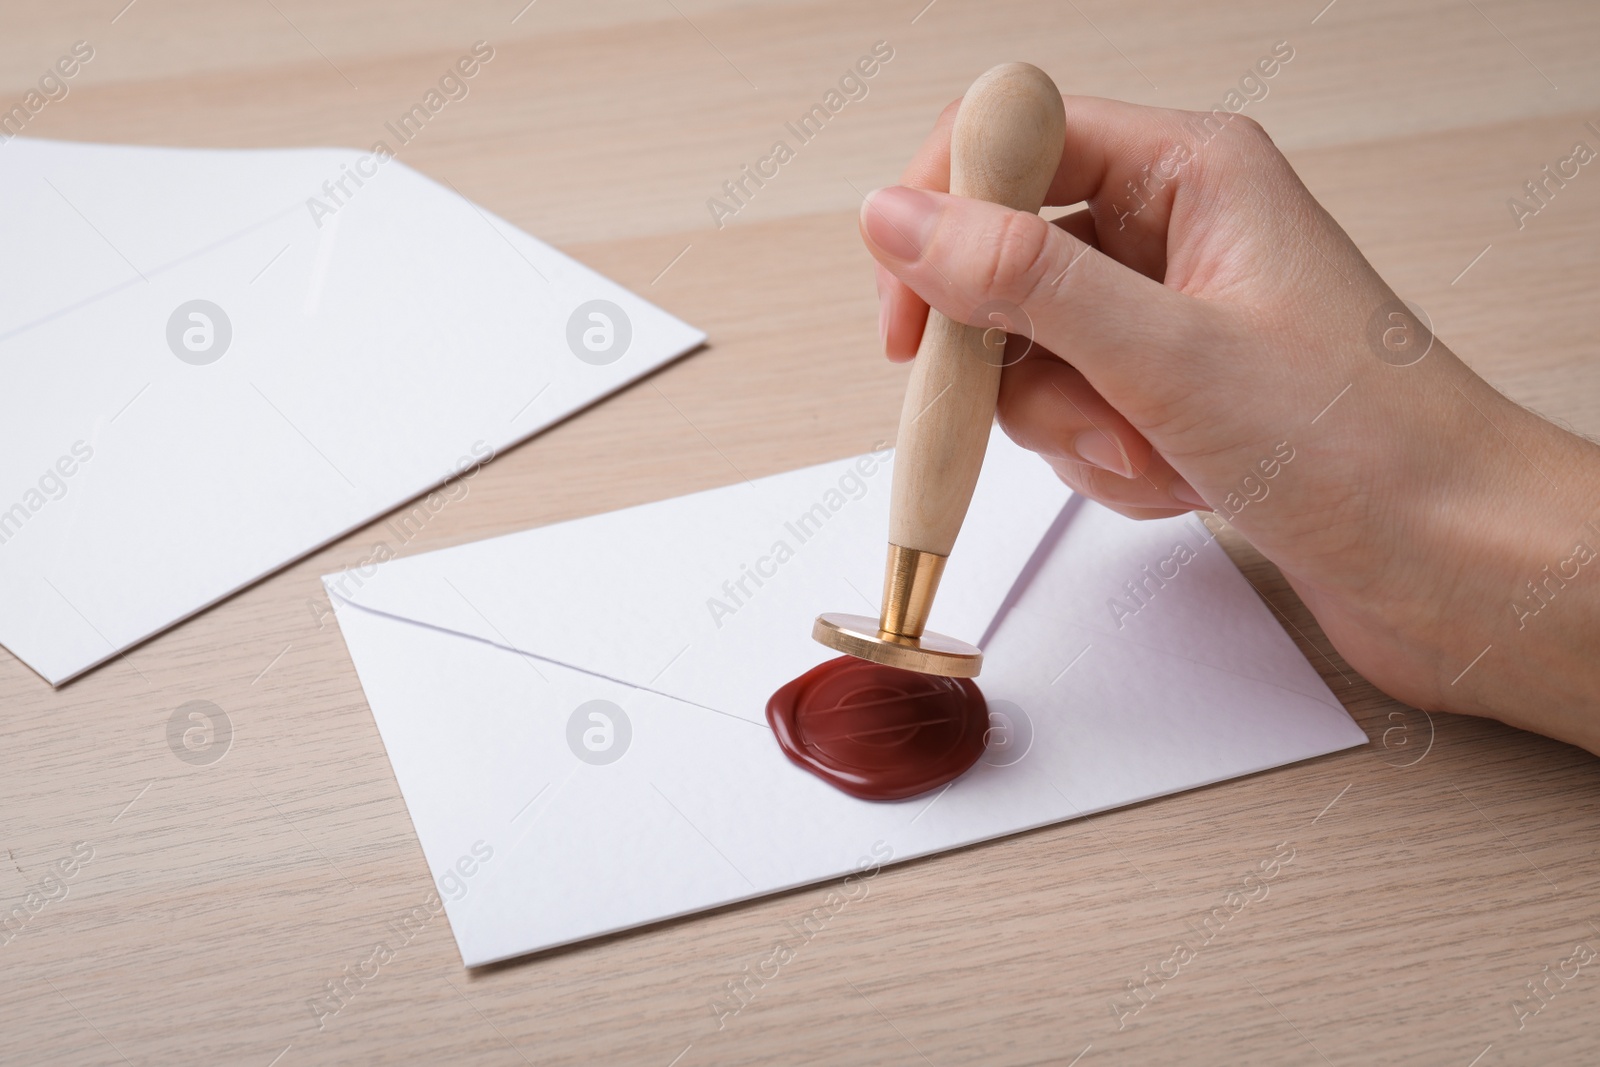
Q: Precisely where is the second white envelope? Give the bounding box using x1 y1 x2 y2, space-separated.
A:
0 137 705 685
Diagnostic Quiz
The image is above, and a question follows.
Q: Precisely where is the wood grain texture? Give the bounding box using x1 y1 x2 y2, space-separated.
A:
2 2 1598 1065
889 62 1063 557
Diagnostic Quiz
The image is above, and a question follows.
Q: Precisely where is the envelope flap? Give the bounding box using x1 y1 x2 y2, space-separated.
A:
0 139 360 337
999 503 1346 709
327 426 1071 720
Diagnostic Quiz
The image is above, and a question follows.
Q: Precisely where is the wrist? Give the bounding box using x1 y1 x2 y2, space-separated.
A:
1422 379 1600 748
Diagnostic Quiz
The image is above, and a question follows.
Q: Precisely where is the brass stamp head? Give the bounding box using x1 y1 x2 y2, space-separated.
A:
812 544 982 677
812 612 983 678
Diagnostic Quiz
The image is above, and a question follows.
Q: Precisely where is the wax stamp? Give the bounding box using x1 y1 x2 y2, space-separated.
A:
767 656 989 801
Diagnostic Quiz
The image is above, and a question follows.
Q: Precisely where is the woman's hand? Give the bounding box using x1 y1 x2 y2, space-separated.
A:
864 95 1600 750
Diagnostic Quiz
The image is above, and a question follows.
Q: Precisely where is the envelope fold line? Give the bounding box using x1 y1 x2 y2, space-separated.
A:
327 588 771 728
975 494 1081 651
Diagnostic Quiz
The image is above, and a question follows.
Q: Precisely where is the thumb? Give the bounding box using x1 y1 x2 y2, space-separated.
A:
860 185 1201 401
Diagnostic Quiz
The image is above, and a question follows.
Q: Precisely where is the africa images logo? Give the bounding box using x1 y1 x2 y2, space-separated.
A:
166 700 232 766
566 300 632 366
566 700 632 766
1366 298 1434 367
166 300 232 365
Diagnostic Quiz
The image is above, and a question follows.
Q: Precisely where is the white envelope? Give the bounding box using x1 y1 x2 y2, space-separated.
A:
0 137 704 684
326 429 1367 966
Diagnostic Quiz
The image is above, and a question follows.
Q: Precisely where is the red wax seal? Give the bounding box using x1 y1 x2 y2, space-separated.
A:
766 656 989 801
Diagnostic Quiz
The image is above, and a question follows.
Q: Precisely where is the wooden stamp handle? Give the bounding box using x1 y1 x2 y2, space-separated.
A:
887 62 1066 556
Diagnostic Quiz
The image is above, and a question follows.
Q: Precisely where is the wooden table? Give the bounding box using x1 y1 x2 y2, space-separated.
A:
5 1 1598 1063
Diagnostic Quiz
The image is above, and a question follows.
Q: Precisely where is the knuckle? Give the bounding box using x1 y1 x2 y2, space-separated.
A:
1169 112 1291 201
1237 116 1284 159
922 98 961 146
1179 108 1278 165
1220 114 1279 164
1077 463 1137 502
1052 458 1122 503
1057 470 1164 521
1232 113 1269 140
971 210 1056 307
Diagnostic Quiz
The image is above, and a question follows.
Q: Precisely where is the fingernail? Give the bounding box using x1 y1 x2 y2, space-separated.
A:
876 274 889 348
1170 479 1208 509
862 186 939 263
1073 430 1134 479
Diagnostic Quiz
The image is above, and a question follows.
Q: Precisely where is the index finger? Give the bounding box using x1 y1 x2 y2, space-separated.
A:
875 98 966 360
900 94 1214 216
899 97 961 193
875 94 1267 359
